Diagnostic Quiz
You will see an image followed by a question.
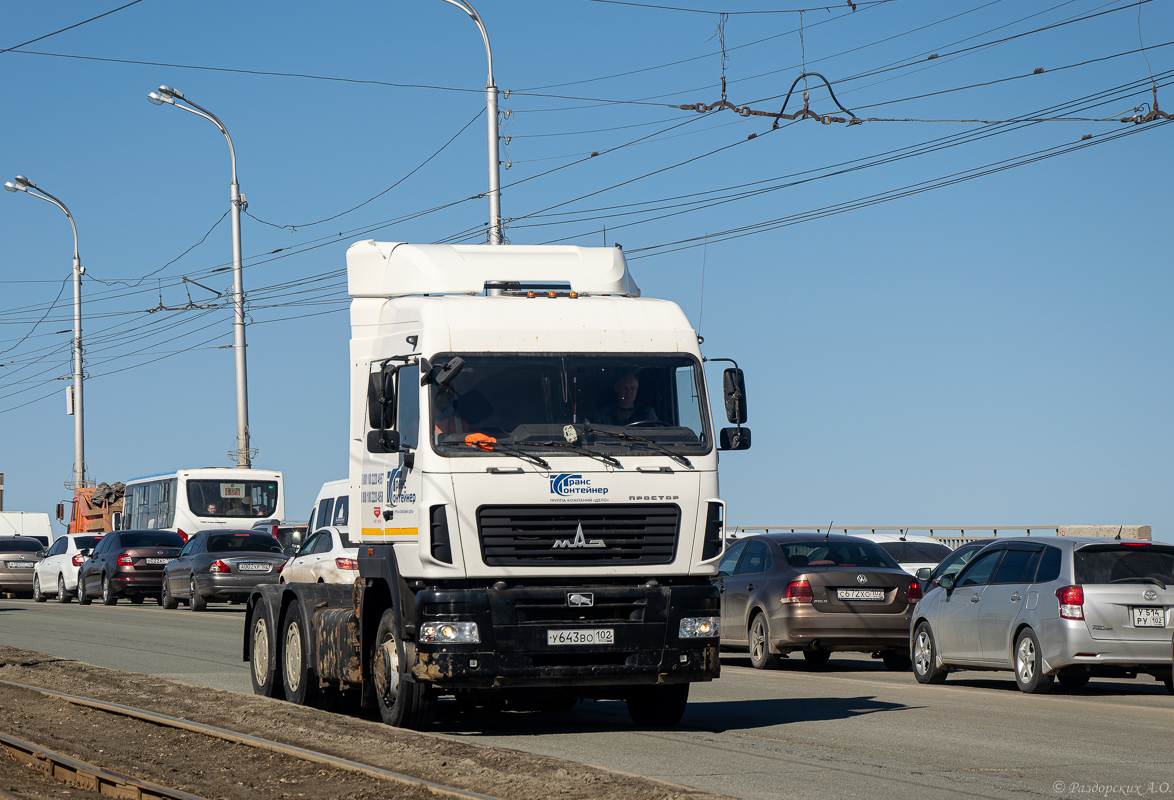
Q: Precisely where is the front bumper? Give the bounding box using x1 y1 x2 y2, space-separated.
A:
411 583 721 689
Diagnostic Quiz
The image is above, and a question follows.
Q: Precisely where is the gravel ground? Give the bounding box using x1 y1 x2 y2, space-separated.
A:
0 645 729 800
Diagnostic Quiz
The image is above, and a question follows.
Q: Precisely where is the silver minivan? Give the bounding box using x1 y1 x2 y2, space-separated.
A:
911 537 1174 693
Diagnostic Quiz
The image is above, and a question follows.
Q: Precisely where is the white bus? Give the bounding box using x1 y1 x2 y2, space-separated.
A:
121 468 284 540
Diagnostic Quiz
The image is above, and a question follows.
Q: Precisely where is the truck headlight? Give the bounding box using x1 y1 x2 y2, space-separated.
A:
419 621 480 644
678 616 720 639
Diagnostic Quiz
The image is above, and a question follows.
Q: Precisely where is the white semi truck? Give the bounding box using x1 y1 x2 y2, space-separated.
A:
244 241 752 729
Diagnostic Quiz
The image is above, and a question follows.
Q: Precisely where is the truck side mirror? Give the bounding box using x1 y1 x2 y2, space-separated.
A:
719 427 751 450
368 366 397 430
56 503 65 522
723 367 748 425
366 429 401 454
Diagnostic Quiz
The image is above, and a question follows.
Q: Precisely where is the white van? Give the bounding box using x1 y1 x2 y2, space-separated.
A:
121 468 284 540
305 478 348 539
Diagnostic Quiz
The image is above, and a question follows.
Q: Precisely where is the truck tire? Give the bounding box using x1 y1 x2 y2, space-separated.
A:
280 600 320 707
372 609 435 730
249 601 284 699
626 683 690 727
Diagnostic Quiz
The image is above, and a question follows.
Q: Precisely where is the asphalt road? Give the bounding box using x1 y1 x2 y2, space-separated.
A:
2 596 1172 800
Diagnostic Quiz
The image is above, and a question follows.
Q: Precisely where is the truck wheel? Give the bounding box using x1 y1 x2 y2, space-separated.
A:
250 601 284 699
627 683 689 727
372 609 435 729
280 601 320 706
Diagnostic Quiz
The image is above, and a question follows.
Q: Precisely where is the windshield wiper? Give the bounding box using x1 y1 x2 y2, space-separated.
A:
1110 576 1168 589
582 425 692 469
523 440 623 469
465 441 550 470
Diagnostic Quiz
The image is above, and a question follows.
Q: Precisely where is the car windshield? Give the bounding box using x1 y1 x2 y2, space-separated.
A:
428 354 710 457
120 532 184 548
0 539 42 553
878 541 953 564
781 540 900 570
207 532 283 554
187 480 279 518
1074 544 1174 584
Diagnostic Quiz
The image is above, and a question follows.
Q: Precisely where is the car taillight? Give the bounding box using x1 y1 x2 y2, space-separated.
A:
209 560 231 574
906 581 923 604
781 579 814 604
117 554 133 566
1056 585 1084 620
336 557 358 570
270 524 279 539
277 561 286 573
176 529 189 543
72 554 86 566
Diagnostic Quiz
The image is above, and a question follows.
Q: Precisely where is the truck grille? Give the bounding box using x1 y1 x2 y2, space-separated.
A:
477 504 680 566
514 594 648 623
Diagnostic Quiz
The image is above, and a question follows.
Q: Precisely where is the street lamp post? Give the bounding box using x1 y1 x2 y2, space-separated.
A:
147 85 253 468
438 0 503 245
4 175 88 489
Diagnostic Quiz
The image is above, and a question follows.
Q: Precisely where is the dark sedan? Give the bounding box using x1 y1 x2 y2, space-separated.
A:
162 529 286 611
77 529 184 605
716 532 921 670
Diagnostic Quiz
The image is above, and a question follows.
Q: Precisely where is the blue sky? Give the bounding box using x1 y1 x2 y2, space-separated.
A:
1 0 1171 541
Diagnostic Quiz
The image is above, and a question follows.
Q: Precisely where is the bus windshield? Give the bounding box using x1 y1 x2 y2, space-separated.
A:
428 354 710 457
187 480 279 518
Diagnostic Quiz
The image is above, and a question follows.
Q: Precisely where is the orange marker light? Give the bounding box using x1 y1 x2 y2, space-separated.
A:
527 291 535 298
548 291 557 298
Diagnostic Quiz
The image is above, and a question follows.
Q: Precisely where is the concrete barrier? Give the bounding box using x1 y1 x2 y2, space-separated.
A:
1057 525 1151 540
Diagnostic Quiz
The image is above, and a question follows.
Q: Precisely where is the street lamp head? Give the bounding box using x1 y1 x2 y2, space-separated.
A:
3 181 18 193
157 84 184 100
13 175 33 189
147 91 170 106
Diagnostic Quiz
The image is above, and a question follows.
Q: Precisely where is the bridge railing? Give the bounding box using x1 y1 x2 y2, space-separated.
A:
724 525 1150 548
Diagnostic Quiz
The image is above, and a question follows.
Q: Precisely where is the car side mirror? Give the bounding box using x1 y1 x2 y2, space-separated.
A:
283 546 299 557
36 549 47 558
719 427 751 451
80 548 92 557
939 575 956 591
915 567 931 581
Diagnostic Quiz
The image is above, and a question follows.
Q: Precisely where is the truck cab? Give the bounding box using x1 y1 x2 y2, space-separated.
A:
245 242 751 729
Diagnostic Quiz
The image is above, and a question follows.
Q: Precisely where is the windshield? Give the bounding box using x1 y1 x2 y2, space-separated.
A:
0 539 42 553
187 480 279 518
781 540 901 570
120 531 184 548
207 532 284 554
428 354 710 457
878 541 953 564
1075 544 1174 584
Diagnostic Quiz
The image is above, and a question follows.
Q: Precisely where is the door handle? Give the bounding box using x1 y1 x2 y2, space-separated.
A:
718 585 726 593
970 595 981 603
746 583 756 591
1010 594 1022 602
